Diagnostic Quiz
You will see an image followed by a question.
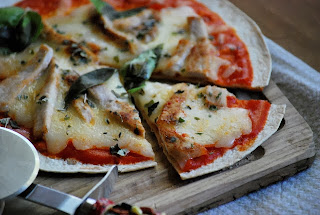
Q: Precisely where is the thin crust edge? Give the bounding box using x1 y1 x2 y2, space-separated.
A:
199 0 272 89
39 154 157 173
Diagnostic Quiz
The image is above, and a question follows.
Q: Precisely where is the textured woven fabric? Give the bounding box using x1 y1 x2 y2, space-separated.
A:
201 38 320 215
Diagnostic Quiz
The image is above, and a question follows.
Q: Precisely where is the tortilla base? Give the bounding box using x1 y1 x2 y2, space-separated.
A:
39 154 157 173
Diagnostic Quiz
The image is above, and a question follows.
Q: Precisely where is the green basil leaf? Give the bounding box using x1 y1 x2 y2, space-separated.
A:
120 44 163 92
90 0 107 14
26 11 43 42
0 7 43 55
9 120 20 129
110 144 129 156
64 68 116 108
0 47 12 55
90 0 146 20
15 14 32 50
0 7 24 26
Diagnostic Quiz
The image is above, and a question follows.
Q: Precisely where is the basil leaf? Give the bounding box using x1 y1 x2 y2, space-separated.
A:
90 0 146 20
0 118 10 127
0 46 12 55
0 7 24 26
64 68 116 108
121 44 163 93
110 144 129 156
147 101 159 116
15 13 32 49
0 7 43 55
9 120 20 129
26 11 43 42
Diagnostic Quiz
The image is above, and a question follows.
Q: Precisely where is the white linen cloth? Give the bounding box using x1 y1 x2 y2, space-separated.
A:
201 38 320 215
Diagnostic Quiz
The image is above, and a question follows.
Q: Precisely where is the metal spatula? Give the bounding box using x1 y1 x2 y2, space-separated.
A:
0 127 118 215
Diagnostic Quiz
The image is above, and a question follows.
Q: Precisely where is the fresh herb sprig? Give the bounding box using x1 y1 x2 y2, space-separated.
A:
64 68 116 108
120 44 163 93
0 7 43 55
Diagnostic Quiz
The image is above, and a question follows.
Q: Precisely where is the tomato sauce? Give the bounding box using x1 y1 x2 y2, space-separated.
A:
0 112 151 165
35 140 153 165
15 0 62 18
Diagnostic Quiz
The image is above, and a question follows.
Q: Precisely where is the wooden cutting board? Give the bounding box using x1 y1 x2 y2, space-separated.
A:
3 80 315 215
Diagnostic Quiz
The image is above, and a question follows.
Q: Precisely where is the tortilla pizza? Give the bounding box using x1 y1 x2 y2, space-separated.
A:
0 0 284 179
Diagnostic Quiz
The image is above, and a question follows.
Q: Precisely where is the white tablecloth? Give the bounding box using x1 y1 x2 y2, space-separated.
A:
201 38 320 215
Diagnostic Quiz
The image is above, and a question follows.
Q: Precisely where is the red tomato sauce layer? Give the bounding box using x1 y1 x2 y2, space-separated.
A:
16 0 253 88
35 141 152 165
0 113 151 165
182 97 270 172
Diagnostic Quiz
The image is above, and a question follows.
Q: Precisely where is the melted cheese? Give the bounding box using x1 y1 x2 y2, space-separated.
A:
176 107 252 148
145 6 197 54
1 40 154 159
45 71 154 158
46 5 198 67
132 81 174 123
134 82 252 149
179 87 251 148
46 5 134 66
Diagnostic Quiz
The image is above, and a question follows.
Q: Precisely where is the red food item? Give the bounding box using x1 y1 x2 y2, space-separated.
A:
93 198 162 215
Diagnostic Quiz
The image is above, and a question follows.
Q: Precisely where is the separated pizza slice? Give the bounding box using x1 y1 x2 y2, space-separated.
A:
35 67 156 173
132 81 285 179
17 0 271 90
0 29 157 174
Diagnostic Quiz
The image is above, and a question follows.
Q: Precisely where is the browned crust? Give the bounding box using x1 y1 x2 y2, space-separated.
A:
156 87 207 165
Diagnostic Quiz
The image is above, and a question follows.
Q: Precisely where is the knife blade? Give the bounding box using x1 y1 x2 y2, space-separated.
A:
20 183 83 214
75 165 118 215
83 165 118 201
17 165 118 215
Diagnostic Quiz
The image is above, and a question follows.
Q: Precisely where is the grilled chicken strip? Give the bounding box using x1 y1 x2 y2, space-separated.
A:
33 59 60 139
72 95 95 124
89 84 145 137
0 44 53 112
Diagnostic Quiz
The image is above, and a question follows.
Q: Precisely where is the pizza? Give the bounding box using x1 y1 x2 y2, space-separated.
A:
0 13 157 172
16 0 271 90
0 0 284 179
132 82 285 179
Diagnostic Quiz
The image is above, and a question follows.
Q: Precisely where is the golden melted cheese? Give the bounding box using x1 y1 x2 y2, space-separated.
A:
45 71 154 158
132 81 174 123
133 82 252 148
46 5 198 66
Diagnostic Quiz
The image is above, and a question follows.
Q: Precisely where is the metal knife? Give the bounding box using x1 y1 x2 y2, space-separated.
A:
19 165 118 215
0 127 118 215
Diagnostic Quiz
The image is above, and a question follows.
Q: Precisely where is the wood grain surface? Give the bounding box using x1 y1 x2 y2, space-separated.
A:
3 80 315 215
229 0 320 72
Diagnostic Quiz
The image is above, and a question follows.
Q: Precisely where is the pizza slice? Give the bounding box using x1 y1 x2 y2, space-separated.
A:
16 0 271 90
0 12 157 173
132 81 285 179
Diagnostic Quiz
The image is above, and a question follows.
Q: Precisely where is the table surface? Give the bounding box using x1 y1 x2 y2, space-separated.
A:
1 1 319 214
229 0 320 73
